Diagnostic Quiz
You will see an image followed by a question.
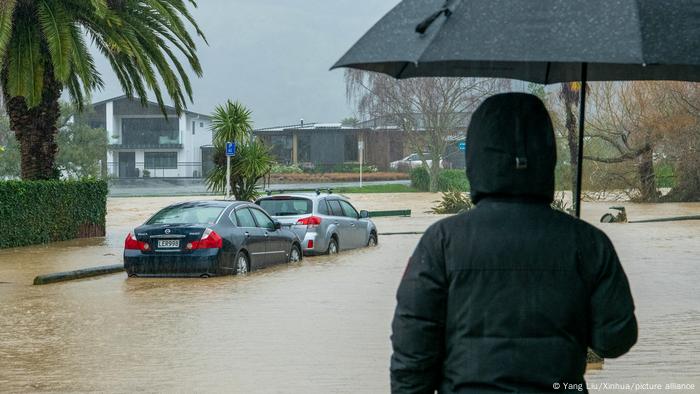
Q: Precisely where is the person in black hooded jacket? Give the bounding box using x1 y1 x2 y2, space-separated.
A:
390 93 637 394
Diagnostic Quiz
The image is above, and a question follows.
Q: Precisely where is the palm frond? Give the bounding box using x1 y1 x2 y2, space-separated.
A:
7 18 44 107
0 0 17 58
37 0 73 81
211 100 254 147
1 0 205 114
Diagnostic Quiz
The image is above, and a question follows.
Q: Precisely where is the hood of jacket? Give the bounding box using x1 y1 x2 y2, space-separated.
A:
466 93 557 204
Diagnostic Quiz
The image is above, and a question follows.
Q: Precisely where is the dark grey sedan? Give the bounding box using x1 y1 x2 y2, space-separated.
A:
124 200 302 277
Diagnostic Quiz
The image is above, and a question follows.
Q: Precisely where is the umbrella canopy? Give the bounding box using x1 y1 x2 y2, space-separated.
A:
332 0 700 217
333 0 700 82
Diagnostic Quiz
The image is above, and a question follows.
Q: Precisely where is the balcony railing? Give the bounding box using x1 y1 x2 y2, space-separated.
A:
107 161 211 179
108 143 183 150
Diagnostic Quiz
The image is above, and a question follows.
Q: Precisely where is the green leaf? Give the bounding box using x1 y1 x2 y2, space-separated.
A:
37 0 74 81
6 20 44 107
0 0 16 58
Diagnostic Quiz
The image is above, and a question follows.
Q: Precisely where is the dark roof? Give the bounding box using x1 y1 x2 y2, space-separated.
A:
91 95 210 118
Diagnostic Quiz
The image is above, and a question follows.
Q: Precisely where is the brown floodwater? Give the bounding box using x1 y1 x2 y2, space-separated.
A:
0 195 698 392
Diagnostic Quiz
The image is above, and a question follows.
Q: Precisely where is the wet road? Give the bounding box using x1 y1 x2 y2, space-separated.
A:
0 195 699 392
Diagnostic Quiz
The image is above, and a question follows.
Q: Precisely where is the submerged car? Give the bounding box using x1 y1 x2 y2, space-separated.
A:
255 193 378 256
124 200 302 277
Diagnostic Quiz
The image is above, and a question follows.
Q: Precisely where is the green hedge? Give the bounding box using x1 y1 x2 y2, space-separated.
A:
410 167 470 192
0 180 108 248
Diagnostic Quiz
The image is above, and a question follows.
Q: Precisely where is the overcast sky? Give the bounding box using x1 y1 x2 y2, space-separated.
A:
91 0 400 128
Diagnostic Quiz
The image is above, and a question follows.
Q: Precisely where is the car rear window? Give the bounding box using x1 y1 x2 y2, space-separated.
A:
147 205 224 225
258 198 312 216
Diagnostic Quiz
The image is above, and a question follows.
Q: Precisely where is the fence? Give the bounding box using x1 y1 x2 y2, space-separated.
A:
106 162 211 179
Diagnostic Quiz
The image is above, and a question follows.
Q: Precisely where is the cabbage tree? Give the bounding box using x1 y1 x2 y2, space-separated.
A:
206 101 274 201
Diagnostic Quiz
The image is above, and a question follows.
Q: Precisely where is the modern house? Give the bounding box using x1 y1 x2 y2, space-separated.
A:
254 115 471 171
253 121 408 171
85 96 212 178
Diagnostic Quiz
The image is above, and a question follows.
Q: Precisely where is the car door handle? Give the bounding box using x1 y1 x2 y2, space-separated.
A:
350 223 356 227
264 233 269 237
244 232 250 237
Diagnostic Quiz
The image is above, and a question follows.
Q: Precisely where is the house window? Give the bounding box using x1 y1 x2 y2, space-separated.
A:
200 122 204 128
192 121 195 135
298 134 312 162
122 117 179 145
344 133 358 162
145 152 178 169
267 135 293 164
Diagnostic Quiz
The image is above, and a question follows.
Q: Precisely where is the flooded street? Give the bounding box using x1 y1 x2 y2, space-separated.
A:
1 194 699 392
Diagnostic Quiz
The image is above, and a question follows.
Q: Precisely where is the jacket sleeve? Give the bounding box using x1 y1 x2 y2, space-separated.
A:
390 227 448 394
587 231 638 359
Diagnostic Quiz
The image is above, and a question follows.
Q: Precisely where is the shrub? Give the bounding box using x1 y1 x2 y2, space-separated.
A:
438 169 469 192
655 162 676 188
411 167 470 192
432 191 473 214
270 164 303 174
0 180 108 248
551 191 573 214
303 163 379 174
410 166 430 191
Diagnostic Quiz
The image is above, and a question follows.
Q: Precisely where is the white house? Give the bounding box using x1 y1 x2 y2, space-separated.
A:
88 96 213 178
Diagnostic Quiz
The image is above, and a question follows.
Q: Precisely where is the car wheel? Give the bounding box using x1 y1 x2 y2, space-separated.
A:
368 233 378 247
600 213 616 223
235 251 250 275
289 244 302 263
327 238 339 255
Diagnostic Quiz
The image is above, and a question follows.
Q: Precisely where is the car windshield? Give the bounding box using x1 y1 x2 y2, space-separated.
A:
258 197 313 216
146 204 225 225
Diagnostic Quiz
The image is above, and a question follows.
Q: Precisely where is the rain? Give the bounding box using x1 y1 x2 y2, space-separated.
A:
0 1 698 393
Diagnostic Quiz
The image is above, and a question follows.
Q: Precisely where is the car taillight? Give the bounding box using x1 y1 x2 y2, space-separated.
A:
124 232 149 251
186 228 223 250
296 216 322 227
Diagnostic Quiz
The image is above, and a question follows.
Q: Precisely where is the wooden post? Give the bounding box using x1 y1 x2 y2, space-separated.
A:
292 133 298 164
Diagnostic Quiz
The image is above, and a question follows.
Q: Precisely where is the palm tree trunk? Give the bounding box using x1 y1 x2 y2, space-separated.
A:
4 66 62 180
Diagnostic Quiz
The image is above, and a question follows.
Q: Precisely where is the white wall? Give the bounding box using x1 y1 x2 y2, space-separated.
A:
103 98 212 178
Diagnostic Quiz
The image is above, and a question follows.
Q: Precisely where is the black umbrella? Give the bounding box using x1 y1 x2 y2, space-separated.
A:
332 0 700 217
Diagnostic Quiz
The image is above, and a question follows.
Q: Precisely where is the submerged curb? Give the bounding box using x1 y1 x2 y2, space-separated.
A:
33 264 124 285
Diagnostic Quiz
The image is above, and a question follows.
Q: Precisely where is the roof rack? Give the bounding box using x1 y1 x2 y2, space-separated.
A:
264 188 334 196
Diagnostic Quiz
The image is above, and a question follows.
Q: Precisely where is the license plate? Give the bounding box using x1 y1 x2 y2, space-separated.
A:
157 240 180 248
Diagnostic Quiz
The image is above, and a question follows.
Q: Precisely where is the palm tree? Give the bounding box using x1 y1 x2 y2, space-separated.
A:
0 0 205 180
205 101 274 201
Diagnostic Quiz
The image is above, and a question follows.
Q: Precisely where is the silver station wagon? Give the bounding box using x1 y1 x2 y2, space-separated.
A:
256 192 378 255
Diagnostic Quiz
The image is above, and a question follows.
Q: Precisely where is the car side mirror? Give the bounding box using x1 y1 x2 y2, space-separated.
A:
273 220 282 230
359 210 369 219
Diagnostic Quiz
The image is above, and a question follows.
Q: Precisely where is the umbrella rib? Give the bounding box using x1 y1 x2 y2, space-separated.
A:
544 62 551 85
397 62 411 79
413 0 464 75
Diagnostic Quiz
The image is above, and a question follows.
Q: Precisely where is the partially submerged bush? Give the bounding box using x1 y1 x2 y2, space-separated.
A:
431 191 473 214
551 192 573 214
